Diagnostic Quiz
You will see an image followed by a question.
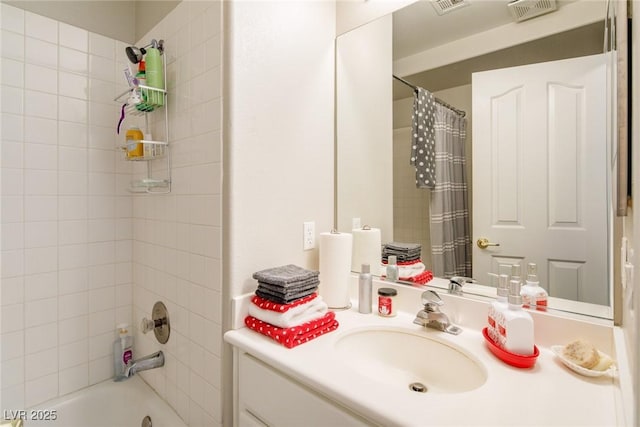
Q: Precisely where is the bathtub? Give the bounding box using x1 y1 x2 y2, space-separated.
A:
26 376 186 427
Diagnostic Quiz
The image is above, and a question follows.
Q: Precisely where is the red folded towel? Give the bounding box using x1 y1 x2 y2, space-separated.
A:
382 258 424 266
400 270 434 285
245 311 339 349
251 292 318 313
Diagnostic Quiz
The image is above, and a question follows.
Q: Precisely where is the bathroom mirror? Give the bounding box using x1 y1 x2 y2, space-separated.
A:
336 0 617 319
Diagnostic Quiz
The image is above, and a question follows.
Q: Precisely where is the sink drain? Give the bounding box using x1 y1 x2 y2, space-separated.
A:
409 382 427 393
141 416 152 427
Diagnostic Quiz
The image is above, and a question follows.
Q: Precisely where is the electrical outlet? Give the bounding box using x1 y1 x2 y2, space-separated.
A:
352 217 361 230
303 221 315 250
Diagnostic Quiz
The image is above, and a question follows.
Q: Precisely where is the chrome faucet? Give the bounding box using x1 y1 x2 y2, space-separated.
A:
413 290 462 335
448 276 476 295
124 350 164 378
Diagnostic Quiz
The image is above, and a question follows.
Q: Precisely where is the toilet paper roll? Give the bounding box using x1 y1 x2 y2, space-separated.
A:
319 231 353 309
351 226 382 273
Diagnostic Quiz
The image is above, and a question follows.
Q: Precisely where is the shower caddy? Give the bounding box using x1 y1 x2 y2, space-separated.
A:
114 39 170 194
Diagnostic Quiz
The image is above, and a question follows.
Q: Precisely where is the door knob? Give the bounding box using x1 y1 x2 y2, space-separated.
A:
477 238 500 249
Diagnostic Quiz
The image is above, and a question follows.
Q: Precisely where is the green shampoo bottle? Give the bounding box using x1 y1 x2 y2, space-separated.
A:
145 47 164 107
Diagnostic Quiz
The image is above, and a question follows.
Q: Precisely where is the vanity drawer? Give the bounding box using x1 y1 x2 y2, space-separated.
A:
237 352 371 427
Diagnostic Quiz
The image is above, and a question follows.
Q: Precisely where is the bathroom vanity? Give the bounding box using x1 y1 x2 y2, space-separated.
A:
225 278 625 426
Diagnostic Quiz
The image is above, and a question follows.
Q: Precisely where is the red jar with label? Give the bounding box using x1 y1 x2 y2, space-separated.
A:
377 287 397 317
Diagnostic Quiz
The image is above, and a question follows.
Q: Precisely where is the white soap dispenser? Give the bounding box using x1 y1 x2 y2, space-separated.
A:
500 279 535 355
488 274 509 344
520 263 548 311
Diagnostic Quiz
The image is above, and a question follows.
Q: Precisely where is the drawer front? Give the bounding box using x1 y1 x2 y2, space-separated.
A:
238 352 371 427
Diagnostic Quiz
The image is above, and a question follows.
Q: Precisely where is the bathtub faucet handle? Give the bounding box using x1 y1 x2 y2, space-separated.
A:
140 301 171 344
141 317 163 334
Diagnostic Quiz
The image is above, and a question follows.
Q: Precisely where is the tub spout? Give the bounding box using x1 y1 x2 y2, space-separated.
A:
124 350 164 378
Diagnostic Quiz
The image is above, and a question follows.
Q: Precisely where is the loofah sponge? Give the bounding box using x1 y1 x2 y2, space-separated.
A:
562 339 600 369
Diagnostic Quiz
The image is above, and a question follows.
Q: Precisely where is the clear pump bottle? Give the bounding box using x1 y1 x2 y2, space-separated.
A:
386 255 399 282
520 263 548 311
510 263 522 285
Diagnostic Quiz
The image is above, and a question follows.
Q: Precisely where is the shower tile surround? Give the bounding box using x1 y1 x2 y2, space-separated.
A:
1 5 133 408
0 2 223 425
130 2 223 425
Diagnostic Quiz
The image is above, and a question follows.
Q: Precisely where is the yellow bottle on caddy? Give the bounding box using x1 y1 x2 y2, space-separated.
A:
125 126 144 159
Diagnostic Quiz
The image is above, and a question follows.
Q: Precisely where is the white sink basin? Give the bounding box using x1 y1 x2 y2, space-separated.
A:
334 327 487 394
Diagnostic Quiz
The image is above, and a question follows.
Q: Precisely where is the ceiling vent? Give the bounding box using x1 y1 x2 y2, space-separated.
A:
508 0 557 22
430 0 470 16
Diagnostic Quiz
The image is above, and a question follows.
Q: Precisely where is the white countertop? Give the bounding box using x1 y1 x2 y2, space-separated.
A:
225 285 621 426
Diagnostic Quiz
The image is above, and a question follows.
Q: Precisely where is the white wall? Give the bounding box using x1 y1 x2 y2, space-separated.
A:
336 14 393 243
128 2 224 426
223 5 335 421
0 4 133 408
335 0 416 36
224 1 336 299
134 1 181 43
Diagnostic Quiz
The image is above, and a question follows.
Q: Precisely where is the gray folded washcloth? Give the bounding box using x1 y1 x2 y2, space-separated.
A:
382 242 422 263
257 276 319 289
253 264 319 287
258 281 319 297
256 287 318 304
382 254 421 263
384 242 422 252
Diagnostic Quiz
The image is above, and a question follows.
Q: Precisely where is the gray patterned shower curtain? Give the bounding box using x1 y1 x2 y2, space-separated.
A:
429 103 472 278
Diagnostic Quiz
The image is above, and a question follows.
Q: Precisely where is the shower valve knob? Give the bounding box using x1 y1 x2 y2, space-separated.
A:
140 301 171 344
141 317 161 334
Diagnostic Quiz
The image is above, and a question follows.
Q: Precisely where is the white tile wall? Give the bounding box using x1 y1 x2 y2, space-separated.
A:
59 23 87 52
2 3 223 425
130 2 223 426
0 4 133 408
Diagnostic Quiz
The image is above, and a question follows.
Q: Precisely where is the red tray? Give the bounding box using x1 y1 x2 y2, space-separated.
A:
482 327 539 368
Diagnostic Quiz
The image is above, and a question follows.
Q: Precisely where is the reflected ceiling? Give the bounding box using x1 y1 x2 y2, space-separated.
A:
393 21 604 99
393 0 579 60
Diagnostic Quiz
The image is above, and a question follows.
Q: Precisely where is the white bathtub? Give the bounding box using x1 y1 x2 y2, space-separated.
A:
27 376 186 427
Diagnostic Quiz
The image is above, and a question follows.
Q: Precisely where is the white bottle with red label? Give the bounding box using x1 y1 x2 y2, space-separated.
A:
500 280 535 355
487 274 509 344
113 323 134 381
495 264 521 348
520 263 548 311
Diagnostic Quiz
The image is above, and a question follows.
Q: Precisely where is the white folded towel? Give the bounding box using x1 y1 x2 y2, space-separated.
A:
380 261 426 278
248 296 328 328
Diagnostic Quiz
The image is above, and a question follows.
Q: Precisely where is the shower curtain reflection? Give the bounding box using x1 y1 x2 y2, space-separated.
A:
429 104 471 277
